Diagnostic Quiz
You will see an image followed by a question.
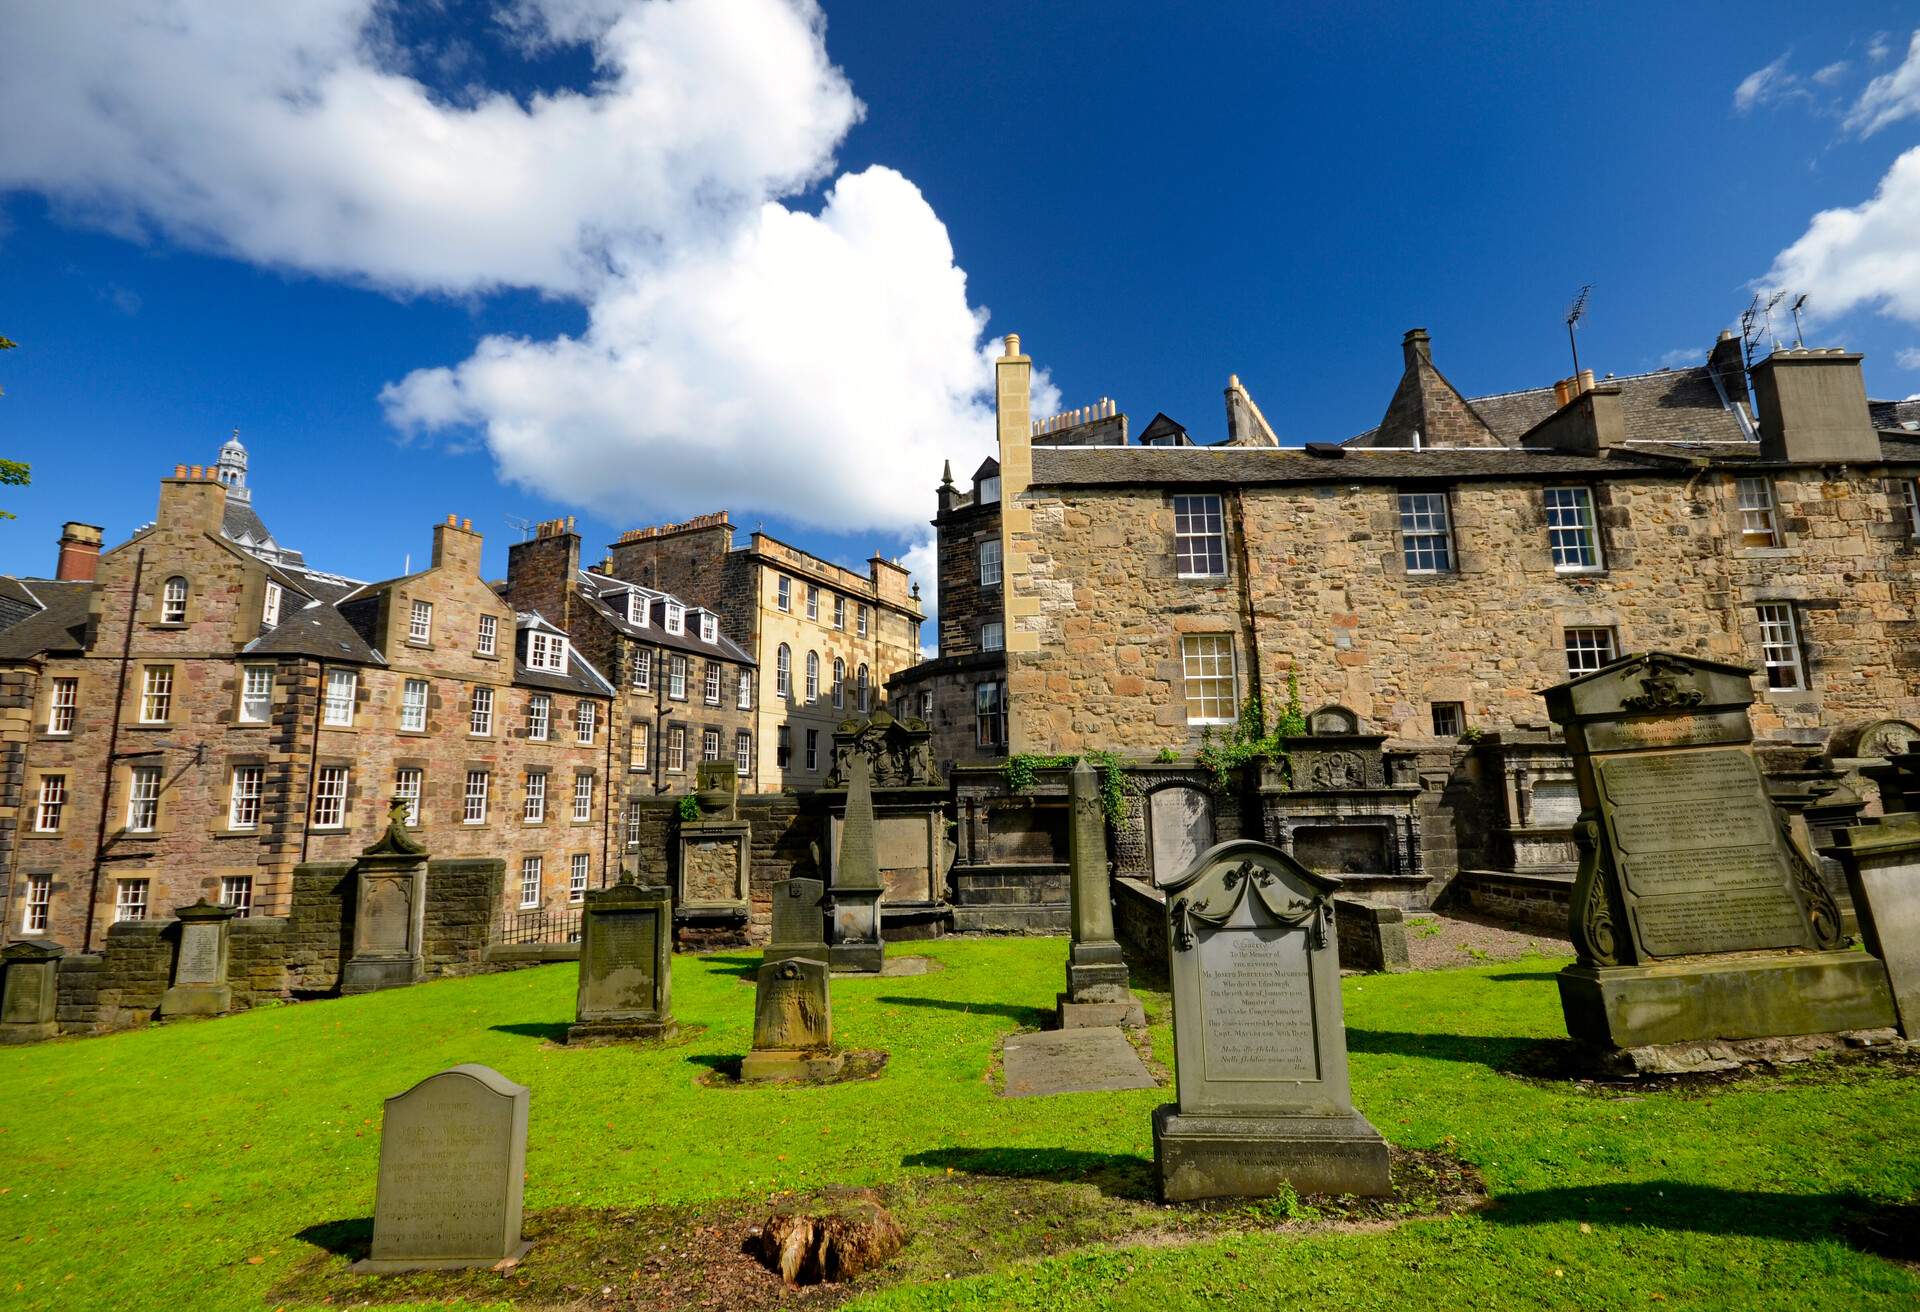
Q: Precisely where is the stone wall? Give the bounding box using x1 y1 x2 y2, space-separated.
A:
1333 896 1411 973
284 861 353 994
935 500 1001 659
422 858 506 975
1439 868 1575 933
629 794 822 946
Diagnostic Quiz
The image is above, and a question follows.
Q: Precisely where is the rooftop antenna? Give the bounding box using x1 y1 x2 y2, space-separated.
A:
1565 284 1593 378
1761 290 1787 353
1789 293 1809 348
1739 294 1764 369
505 513 534 541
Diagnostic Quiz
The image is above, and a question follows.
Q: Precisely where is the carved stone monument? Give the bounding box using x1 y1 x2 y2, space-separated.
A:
741 956 843 1082
0 940 62 1044
1828 815 1920 1038
676 762 751 919
1545 652 1895 1050
1152 839 1390 1202
1057 759 1145 1029
160 897 236 1018
352 1064 533 1273
341 797 430 995
825 756 885 973
824 710 952 932
765 877 829 966
567 876 676 1045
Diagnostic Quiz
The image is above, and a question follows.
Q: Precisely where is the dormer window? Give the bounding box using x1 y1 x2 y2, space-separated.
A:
161 577 188 624
262 581 282 629
978 475 1001 504
628 592 649 627
528 631 568 673
700 613 717 644
665 602 685 636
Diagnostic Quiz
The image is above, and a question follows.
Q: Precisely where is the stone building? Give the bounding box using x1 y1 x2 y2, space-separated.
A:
603 511 924 790
501 516 758 835
0 444 619 950
897 326 1920 895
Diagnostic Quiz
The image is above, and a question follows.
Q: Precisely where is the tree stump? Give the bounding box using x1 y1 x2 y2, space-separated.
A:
748 1188 906 1286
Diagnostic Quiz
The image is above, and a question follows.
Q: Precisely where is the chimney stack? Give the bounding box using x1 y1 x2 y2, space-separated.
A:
55 522 103 581
1402 328 1433 369
1750 348 1879 464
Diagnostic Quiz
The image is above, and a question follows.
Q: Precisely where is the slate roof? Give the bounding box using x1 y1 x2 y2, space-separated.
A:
1872 398 1920 433
1029 444 1681 488
513 612 617 697
1348 365 1747 448
0 580 94 660
221 496 305 567
243 594 385 664
575 571 755 665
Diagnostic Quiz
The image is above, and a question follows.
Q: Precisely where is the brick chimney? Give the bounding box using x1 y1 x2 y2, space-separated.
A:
1750 348 1880 464
429 514 484 575
505 516 581 630
55 522 103 581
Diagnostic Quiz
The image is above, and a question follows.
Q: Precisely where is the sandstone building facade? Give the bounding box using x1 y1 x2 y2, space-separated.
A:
604 511 924 790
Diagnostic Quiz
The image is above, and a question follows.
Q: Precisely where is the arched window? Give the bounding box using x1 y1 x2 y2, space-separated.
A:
857 664 870 712
805 650 820 703
832 657 846 708
775 644 791 700
161 576 188 624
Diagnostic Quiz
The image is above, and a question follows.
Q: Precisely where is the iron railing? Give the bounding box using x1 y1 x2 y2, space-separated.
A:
495 906 582 946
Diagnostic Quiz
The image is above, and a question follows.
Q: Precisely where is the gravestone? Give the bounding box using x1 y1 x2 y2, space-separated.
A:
741 956 843 1082
1152 839 1389 1202
567 877 676 1045
825 757 885 973
676 762 750 915
0 940 62 1044
351 1064 533 1273
161 898 236 1018
341 797 429 995
1828 815 1920 1038
1057 759 1145 1028
766 877 829 966
823 711 951 927
1546 652 1895 1049
1148 785 1214 887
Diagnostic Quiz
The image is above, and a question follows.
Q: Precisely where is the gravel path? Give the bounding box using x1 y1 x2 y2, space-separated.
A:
1402 909 1569 972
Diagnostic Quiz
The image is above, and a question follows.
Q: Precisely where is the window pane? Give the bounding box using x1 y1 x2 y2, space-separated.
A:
1736 477 1780 548
1758 603 1805 690
1563 627 1617 675
1173 494 1227 577
1181 634 1236 723
1545 488 1601 570
1398 492 1454 573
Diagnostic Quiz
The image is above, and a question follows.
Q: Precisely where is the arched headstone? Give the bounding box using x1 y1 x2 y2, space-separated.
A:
1148 786 1214 887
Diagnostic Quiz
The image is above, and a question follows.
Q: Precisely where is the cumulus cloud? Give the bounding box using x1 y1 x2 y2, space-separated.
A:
1762 146 1920 326
0 0 1027 550
1898 347 1920 370
1846 30 1920 136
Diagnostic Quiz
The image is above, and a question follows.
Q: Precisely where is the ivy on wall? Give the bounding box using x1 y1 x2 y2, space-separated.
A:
1195 671 1306 792
1002 749 1132 827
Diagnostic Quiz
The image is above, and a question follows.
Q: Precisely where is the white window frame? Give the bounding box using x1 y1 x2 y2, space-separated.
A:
833 595 846 630
573 772 594 821
228 765 263 830
22 873 50 934
976 681 1006 749
669 654 688 700
1431 703 1464 738
519 856 542 909
979 540 1003 586
630 721 651 771
1174 494 1228 578
478 613 498 656
856 604 869 637
139 665 173 724
981 621 1005 652
735 730 752 777
312 765 349 829
161 576 188 624
857 664 870 712
528 631 568 673
262 580 283 629
700 613 718 644
115 878 148 923
978 474 1002 504
776 576 791 611
127 765 161 832
34 774 66 833
527 693 551 742
394 767 423 825
323 669 357 727
1902 477 1920 540
698 729 718 764
1563 627 1618 676
806 586 820 621
667 726 686 772
577 701 598 745
805 728 819 772
805 651 820 703
1736 477 1781 549
664 601 685 636
632 649 652 690
1545 487 1604 572
470 686 494 736
1181 634 1237 724
737 669 752 710
220 875 253 918
626 799 644 847
400 678 429 732
524 771 547 824
776 644 791 700
47 677 77 735
569 853 590 901
1758 603 1807 691
833 657 845 709
463 770 490 824
705 663 722 705
239 665 274 724
408 599 432 644
1398 491 1455 574
628 592 650 627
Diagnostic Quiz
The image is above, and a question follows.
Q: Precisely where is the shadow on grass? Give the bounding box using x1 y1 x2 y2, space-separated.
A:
295 1217 373 1262
1486 1181 1908 1255
1347 1027 1556 1072
688 1053 743 1080
489 1021 572 1042
699 955 762 979
874 995 1052 1026
903 1146 1155 1200
1486 971 1560 983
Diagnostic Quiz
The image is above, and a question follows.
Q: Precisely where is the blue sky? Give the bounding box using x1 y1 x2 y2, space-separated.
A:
3 1 1919 606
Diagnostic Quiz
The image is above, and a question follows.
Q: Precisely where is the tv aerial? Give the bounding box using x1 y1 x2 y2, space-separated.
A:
1565 284 1593 378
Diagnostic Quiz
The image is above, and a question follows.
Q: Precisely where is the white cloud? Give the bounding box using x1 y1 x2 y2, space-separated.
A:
1761 145 1920 326
1869 32 1896 64
1658 347 1704 369
1813 61 1851 87
1898 347 1920 370
0 1 1028 537
900 533 939 641
1847 30 1920 136
1734 54 1801 113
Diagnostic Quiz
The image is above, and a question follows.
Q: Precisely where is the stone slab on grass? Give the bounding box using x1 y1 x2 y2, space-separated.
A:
1000 1026 1156 1098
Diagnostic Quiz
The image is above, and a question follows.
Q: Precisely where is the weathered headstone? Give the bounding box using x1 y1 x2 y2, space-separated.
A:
677 762 750 914
342 797 429 995
1152 839 1389 1202
1148 785 1214 887
1057 759 1144 1028
823 711 951 912
1546 652 1895 1049
825 757 885 973
161 898 236 1018
766 877 829 966
351 1064 533 1273
742 956 843 1082
567 877 676 1045
0 940 62 1044
1828 814 1920 1038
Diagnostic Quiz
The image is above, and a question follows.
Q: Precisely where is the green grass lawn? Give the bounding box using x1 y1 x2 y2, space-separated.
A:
1 937 1916 1311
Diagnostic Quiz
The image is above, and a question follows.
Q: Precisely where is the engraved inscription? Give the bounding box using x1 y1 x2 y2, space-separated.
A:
373 1080 512 1261
1633 890 1812 957
2 968 47 1022
682 838 742 905
583 912 658 1018
1586 710 1752 752
1196 925 1318 1083
362 877 412 955
175 926 221 985
755 969 829 1050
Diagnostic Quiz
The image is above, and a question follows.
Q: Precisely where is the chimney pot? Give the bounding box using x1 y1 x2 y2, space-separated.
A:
1578 369 1595 395
174 464 187 478
462 517 472 531
1554 379 1571 407
447 513 457 526
1004 333 1020 357
1402 328 1433 369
